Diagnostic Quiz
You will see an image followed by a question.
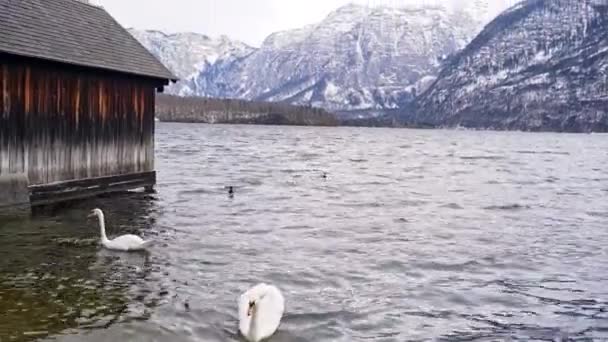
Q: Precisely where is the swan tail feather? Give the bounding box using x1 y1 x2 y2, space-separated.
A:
140 240 155 249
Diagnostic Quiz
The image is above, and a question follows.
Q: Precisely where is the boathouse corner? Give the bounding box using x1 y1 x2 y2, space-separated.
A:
0 0 177 215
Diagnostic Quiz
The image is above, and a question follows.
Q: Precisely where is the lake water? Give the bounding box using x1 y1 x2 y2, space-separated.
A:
1 123 608 341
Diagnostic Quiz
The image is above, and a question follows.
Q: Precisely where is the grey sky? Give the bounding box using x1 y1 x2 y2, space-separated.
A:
94 0 516 46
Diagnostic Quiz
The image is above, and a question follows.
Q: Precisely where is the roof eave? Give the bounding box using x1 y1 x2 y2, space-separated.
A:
0 50 177 82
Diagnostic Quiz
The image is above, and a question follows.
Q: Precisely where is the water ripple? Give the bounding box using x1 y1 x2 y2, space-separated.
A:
2 124 607 341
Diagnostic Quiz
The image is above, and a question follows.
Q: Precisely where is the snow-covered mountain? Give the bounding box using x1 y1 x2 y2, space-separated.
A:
415 0 608 132
179 3 500 113
128 29 254 91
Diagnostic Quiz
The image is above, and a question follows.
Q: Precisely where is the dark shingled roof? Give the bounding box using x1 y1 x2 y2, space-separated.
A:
0 0 176 81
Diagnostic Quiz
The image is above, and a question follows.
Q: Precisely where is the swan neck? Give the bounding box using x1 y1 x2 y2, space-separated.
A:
249 304 260 341
97 212 109 243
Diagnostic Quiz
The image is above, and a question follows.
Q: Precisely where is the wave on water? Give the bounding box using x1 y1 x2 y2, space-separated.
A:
459 155 505 161
7 124 608 342
483 204 532 211
52 237 98 247
440 203 464 210
516 150 571 156
586 211 608 218
178 188 215 196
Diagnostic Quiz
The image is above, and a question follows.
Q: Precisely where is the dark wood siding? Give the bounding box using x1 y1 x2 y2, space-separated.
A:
0 55 157 185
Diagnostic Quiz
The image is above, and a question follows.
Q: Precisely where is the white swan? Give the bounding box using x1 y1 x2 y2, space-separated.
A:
238 283 285 342
88 208 153 252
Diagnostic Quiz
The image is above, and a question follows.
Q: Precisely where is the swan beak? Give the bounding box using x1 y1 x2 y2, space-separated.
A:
247 301 255 317
87 212 95 218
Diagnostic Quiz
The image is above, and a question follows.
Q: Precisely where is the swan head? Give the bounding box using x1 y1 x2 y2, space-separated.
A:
243 287 268 317
247 300 256 316
88 208 104 218
241 283 281 318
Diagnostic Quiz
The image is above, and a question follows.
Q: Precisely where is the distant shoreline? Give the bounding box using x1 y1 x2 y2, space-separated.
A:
155 94 608 133
155 94 338 127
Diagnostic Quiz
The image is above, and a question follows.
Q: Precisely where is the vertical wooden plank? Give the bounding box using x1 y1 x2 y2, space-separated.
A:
85 74 92 179
75 78 80 126
1 64 7 115
0 62 5 176
146 85 155 172
54 74 61 183
0 58 157 188
24 66 30 115
41 66 48 184
8 65 16 175
66 76 73 180
77 74 84 180
10 65 22 175
26 63 35 183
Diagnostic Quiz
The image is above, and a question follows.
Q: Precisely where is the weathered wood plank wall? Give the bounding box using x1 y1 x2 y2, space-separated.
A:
0 55 158 185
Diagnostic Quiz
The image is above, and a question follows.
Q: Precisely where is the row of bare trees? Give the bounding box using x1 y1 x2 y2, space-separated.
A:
156 94 338 126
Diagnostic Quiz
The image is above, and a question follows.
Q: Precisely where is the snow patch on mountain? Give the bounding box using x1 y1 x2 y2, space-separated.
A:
128 1 517 112
415 0 608 132
128 29 254 93
180 2 503 112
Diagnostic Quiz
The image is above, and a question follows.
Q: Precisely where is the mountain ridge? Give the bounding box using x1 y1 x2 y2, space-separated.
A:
178 3 490 113
128 28 254 86
414 0 608 132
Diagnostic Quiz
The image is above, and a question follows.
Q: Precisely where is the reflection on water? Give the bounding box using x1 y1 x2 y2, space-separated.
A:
0 194 162 341
1 124 608 341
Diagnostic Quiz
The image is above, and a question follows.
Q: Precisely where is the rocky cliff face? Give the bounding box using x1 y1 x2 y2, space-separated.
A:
128 29 254 92
415 0 608 132
179 3 490 113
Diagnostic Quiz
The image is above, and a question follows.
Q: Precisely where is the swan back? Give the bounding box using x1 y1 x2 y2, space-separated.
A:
104 234 147 251
238 283 284 342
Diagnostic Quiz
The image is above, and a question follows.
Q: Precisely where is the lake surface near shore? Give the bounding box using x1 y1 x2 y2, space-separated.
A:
2 123 608 341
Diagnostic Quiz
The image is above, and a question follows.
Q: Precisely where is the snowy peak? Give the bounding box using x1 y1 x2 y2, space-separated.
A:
132 2 518 112
128 29 254 79
261 25 314 50
183 2 494 112
321 3 369 31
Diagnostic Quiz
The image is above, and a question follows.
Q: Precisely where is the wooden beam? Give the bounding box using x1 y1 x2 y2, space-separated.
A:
29 171 156 207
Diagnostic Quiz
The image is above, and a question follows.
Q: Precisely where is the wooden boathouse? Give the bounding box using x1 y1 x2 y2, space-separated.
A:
0 0 176 214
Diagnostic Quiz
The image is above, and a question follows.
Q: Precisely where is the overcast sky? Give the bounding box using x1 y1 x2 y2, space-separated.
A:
94 0 517 46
